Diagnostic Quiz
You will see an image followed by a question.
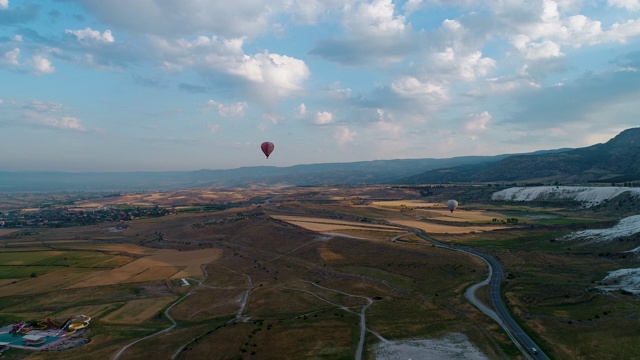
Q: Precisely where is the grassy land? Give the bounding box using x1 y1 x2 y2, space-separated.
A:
0 186 638 359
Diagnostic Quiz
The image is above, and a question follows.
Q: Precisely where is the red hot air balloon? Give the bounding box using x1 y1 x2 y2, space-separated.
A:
261 142 275 158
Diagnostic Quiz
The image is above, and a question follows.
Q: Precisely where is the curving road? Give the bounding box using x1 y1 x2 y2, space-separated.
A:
408 228 549 360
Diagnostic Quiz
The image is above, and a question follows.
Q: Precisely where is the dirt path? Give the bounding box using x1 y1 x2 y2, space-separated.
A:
280 280 376 360
111 265 210 360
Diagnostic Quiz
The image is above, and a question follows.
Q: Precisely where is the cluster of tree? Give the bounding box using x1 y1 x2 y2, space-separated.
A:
492 218 519 224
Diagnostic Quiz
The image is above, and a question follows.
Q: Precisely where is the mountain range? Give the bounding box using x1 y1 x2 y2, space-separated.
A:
1 127 638 192
404 127 640 185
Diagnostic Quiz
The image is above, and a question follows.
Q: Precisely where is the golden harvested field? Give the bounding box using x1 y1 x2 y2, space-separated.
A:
0 279 18 287
67 243 158 256
272 215 403 232
73 189 252 208
0 268 103 296
51 303 122 320
388 219 510 234
318 247 345 261
126 266 183 282
0 250 63 265
68 248 221 287
370 200 444 208
101 296 177 324
2 240 89 246
150 248 223 279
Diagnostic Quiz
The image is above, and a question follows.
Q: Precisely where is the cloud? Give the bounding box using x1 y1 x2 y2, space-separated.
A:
427 47 496 81
31 55 54 74
310 0 416 65
65 27 115 44
314 111 334 125
501 64 640 130
513 37 564 59
483 74 541 94
403 0 424 14
11 100 88 132
0 99 3 106
370 109 403 139
334 125 356 146
262 113 284 124
608 0 640 11
343 0 407 38
151 36 309 99
80 0 275 40
25 100 63 113
493 1 640 59
40 116 86 131
464 111 491 140
207 123 220 133
297 103 307 117
2 48 19 65
207 99 248 117
228 51 310 96
0 0 7 10
0 3 38 25
390 76 448 100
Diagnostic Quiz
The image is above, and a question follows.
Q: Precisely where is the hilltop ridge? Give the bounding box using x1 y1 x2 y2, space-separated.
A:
404 127 640 184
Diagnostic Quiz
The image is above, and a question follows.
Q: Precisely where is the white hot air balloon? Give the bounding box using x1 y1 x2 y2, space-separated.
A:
447 200 458 213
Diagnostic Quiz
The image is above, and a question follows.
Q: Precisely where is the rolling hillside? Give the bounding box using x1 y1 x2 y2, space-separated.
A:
403 127 640 184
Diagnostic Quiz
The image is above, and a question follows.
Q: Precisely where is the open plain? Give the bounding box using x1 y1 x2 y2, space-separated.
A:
0 186 639 359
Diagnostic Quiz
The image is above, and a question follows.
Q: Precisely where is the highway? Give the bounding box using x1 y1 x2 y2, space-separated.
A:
409 228 550 360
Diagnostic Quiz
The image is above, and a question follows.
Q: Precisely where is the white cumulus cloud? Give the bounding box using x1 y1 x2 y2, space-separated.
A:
263 113 284 124
314 111 334 125
3 48 19 65
0 0 7 10
228 51 310 97
41 116 86 131
296 103 307 117
66 27 115 44
151 36 309 99
32 55 55 74
464 111 491 136
391 76 448 100
344 0 407 38
207 100 248 117
334 125 356 146
608 0 640 11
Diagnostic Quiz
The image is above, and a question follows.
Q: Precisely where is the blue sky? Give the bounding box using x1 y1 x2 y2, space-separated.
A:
1 0 639 172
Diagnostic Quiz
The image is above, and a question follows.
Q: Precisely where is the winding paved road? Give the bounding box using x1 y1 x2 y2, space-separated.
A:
409 228 549 360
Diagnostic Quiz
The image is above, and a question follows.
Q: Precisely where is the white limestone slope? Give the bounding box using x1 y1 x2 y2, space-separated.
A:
562 215 640 242
491 186 640 207
600 268 640 295
559 215 640 295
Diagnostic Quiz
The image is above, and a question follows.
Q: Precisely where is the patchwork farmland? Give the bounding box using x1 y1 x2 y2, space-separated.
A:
0 186 638 359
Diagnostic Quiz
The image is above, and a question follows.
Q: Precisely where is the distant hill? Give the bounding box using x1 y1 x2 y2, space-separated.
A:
402 127 640 184
0 155 512 192
2 127 638 192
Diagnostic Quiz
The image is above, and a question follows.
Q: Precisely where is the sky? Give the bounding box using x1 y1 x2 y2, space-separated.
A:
1 0 640 172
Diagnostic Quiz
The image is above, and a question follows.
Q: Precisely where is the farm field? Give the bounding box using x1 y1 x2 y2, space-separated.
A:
0 185 637 359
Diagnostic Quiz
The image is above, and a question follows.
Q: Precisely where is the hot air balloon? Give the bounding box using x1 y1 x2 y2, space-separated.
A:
447 199 458 213
261 142 275 159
